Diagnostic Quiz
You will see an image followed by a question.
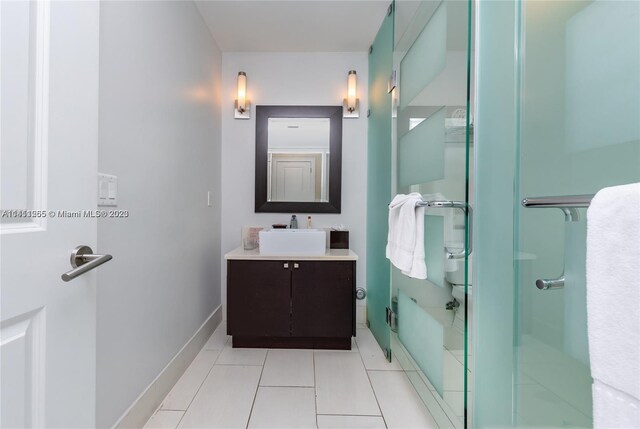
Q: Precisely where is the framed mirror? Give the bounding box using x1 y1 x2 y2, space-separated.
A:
255 105 342 213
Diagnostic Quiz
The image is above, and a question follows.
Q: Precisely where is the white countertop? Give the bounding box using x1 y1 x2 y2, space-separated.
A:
225 247 358 261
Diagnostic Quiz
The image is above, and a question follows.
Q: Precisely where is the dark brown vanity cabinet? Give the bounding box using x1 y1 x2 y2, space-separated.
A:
227 260 291 338
227 259 356 349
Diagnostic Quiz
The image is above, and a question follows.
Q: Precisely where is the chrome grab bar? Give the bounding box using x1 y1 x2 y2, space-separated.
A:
521 194 594 222
61 245 112 282
417 200 473 259
521 194 594 208
521 194 594 290
536 276 565 291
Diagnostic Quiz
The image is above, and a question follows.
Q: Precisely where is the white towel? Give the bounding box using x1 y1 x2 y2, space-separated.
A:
592 381 640 428
386 193 427 279
587 182 640 428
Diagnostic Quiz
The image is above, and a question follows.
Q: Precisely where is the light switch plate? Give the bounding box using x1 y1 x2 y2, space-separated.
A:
98 173 117 206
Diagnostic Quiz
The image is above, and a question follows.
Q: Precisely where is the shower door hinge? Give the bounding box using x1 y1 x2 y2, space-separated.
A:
366 109 371 118
369 45 373 55
385 307 397 332
384 348 392 362
388 70 396 93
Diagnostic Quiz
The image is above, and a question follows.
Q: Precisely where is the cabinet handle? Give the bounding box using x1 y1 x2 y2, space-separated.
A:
284 263 289 269
293 263 299 269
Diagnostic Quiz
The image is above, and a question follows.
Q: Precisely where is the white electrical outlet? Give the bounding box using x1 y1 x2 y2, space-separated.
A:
207 191 212 207
98 174 117 206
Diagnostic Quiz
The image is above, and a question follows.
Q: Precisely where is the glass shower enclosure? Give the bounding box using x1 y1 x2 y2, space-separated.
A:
368 0 638 427
367 2 475 426
474 0 640 427
366 1 394 358
372 0 474 427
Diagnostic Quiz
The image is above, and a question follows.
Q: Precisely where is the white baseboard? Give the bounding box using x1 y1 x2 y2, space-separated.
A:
356 304 366 325
114 305 222 428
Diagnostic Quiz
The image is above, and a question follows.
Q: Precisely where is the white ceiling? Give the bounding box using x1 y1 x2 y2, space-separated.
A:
194 1 391 52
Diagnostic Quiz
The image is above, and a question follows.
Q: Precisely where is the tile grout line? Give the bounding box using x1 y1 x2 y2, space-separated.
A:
313 349 318 429
215 363 265 366
245 348 268 429
353 333 387 428
362 369 388 428
259 384 315 388
316 413 387 417
258 385 315 389
366 369 407 372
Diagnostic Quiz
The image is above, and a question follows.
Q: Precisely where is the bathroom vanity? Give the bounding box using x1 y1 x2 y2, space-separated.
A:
225 247 358 349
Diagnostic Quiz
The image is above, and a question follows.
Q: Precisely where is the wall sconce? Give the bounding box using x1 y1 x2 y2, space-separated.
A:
235 71 250 119
343 70 359 118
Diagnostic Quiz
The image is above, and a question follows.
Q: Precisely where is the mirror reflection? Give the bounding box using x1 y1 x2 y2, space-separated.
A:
267 118 330 202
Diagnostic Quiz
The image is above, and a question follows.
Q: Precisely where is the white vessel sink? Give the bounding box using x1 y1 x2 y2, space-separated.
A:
259 229 327 256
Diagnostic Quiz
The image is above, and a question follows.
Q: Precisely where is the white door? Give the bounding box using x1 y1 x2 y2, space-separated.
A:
1 2 101 427
272 156 316 202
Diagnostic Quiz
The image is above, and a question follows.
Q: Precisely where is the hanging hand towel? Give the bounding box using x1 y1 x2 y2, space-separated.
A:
587 182 640 428
386 193 427 279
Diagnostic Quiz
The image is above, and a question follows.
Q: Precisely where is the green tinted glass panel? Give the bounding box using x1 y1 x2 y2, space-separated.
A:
516 2 639 426
398 108 446 188
366 8 394 352
392 0 473 426
424 214 445 288
565 1 640 152
472 0 519 425
399 2 447 110
398 289 444 394
475 1 640 428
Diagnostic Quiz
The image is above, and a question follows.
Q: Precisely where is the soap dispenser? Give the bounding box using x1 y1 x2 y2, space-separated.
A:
290 214 298 229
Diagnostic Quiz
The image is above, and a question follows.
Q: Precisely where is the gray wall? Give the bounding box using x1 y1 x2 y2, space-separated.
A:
96 2 222 426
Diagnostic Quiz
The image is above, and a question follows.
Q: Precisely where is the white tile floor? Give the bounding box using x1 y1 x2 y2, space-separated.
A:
145 322 438 429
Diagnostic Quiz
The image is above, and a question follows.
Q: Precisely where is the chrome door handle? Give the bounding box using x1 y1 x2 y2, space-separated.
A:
415 200 473 259
61 245 112 282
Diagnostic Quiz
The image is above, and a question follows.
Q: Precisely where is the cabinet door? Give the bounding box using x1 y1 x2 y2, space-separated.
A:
291 261 354 338
228 260 291 337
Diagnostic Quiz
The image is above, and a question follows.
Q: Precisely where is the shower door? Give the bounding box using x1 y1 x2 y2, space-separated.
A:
366 3 394 356
390 1 473 427
474 0 640 427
